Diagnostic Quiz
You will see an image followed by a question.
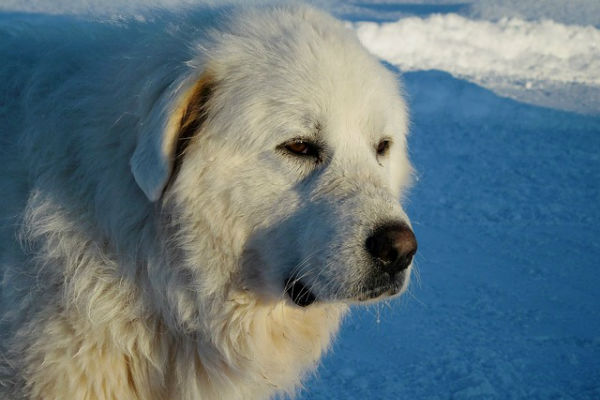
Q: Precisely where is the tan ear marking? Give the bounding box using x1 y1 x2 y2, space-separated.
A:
167 73 215 189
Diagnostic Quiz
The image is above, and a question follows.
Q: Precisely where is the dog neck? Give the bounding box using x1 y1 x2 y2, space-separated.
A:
22 285 346 399
15 186 347 399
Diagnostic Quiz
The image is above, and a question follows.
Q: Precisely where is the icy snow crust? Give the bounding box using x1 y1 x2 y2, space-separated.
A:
1 0 599 399
355 15 600 87
353 14 600 114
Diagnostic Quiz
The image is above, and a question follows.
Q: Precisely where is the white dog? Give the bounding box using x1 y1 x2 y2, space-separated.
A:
0 3 417 399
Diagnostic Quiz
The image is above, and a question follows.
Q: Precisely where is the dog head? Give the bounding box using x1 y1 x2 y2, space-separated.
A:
130 5 416 311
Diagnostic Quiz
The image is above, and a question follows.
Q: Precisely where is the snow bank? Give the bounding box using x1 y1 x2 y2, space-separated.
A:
353 14 600 91
469 0 600 28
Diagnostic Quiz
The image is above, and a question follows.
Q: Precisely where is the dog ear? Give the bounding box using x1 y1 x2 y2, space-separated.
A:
130 73 214 202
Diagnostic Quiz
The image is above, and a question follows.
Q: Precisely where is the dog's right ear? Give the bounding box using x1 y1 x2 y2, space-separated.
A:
130 73 214 202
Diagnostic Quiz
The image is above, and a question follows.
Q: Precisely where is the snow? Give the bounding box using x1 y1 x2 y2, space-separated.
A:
1 0 599 399
467 0 600 28
353 14 600 114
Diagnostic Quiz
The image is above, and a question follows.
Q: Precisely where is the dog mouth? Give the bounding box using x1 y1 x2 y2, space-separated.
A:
354 272 406 302
284 278 317 307
282 271 406 306
356 282 401 302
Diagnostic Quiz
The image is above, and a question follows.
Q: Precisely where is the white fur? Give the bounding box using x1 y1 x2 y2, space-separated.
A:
0 4 413 399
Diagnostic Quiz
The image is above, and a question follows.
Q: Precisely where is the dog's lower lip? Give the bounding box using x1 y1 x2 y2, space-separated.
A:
284 279 317 307
358 282 401 301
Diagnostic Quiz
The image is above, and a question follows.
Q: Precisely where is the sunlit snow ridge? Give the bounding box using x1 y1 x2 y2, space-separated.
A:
353 14 600 88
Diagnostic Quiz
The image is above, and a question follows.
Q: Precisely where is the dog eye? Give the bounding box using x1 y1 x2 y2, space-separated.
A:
282 139 320 158
376 139 391 156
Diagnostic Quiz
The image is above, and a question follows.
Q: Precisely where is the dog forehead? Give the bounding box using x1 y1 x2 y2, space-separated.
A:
205 6 407 147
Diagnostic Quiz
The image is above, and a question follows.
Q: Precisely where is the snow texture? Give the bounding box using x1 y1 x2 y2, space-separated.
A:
353 14 600 114
0 0 599 399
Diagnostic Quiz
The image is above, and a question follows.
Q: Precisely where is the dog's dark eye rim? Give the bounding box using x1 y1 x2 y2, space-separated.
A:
279 138 321 159
376 138 392 156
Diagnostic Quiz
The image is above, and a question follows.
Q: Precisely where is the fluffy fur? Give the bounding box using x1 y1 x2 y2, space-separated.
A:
0 4 413 399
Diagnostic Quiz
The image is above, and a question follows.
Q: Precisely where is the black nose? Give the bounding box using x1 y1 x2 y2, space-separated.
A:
365 223 417 277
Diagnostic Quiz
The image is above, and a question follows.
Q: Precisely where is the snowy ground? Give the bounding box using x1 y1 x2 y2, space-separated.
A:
1 0 599 399
352 14 600 114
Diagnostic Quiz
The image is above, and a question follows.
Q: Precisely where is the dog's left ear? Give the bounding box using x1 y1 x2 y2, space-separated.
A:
130 73 214 202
